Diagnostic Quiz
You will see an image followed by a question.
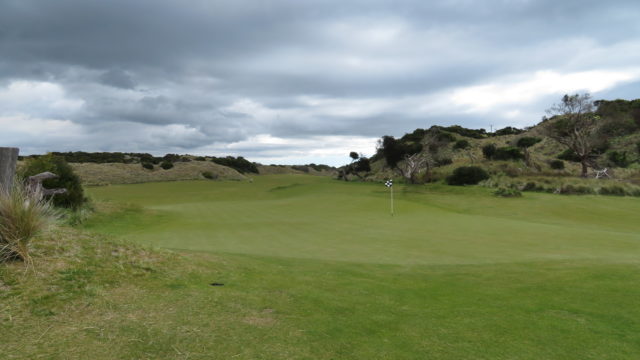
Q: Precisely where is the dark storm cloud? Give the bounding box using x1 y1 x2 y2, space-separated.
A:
1 0 640 164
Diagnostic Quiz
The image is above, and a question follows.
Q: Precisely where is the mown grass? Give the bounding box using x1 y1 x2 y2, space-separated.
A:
2 175 640 359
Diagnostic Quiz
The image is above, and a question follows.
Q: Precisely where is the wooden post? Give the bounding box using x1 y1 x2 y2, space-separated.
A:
0 147 19 193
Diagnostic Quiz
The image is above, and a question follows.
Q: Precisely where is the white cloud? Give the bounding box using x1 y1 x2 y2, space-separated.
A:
450 68 640 113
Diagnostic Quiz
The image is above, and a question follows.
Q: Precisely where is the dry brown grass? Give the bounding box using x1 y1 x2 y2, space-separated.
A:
71 161 245 186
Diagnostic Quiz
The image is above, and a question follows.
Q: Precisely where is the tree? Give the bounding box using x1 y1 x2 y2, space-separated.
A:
515 137 542 167
397 131 450 183
544 93 606 177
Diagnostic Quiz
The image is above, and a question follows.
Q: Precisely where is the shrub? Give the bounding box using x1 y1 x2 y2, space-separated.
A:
211 156 259 174
493 146 524 161
516 137 542 148
637 142 640 156
559 184 595 195
599 185 626 196
482 144 496 159
201 171 217 180
0 181 56 262
453 139 470 150
549 160 565 170
160 161 174 170
446 166 490 185
195 156 207 161
19 154 86 209
494 187 522 197
521 181 545 192
557 149 581 162
607 151 630 168
141 162 154 170
435 158 453 167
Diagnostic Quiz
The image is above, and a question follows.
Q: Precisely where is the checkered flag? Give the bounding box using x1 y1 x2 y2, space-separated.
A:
385 179 394 216
385 179 393 188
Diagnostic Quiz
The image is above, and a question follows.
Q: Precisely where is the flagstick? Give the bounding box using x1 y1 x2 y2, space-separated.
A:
390 185 394 216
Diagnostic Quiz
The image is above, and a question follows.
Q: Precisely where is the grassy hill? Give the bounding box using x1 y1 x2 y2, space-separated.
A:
351 99 640 188
70 161 246 185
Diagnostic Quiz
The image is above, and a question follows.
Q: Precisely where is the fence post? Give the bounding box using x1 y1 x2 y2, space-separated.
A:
0 147 19 193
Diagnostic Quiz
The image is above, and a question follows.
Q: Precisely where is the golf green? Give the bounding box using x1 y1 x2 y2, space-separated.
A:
86 175 640 265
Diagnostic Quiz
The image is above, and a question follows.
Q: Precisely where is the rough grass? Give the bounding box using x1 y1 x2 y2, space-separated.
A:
3 175 640 359
71 161 246 186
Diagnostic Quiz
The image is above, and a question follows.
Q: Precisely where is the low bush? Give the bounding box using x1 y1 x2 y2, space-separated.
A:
19 154 86 209
0 181 56 262
201 171 217 180
482 144 496 159
607 151 630 168
211 156 259 174
549 160 565 170
599 185 626 196
160 161 174 170
493 146 524 161
141 162 154 170
558 184 595 195
446 166 490 185
453 139 470 150
494 187 522 197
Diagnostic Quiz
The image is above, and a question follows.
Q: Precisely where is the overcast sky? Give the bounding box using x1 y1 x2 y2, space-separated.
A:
1 0 639 165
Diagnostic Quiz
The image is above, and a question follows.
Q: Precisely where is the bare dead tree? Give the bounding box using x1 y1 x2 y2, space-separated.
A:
398 132 451 183
544 93 606 177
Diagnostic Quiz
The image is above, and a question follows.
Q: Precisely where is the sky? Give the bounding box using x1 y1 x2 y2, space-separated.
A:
1 0 639 166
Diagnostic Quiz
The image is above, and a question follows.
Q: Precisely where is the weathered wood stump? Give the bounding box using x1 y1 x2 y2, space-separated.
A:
0 147 19 193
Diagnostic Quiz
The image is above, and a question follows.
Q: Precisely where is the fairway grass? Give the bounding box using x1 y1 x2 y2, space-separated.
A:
3 175 640 359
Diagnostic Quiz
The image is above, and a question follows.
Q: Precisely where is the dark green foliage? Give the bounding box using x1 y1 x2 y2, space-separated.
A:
549 160 565 170
160 161 174 170
493 147 524 161
378 136 417 168
453 139 470 150
607 151 630 168
211 156 259 174
494 187 522 197
353 158 371 172
435 131 456 143
492 127 524 136
482 144 497 159
306 163 333 172
201 171 216 180
557 149 581 162
559 184 595 195
595 99 640 136
446 166 489 185
436 125 487 139
636 142 640 156
516 137 542 148
195 156 207 161
163 154 182 163
435 158 453 166
291 165 310 173
522 181 545 192
19 154 86 209
141 162 154 170
349 152 359 160
599 185 626 196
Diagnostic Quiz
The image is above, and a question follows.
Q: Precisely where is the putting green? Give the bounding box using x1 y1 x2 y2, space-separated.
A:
85 175 640 265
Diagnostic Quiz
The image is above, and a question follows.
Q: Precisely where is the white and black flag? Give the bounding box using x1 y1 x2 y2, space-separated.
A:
385 179 393 188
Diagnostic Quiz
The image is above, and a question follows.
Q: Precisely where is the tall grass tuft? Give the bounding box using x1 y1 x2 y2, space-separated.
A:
0 180 57 263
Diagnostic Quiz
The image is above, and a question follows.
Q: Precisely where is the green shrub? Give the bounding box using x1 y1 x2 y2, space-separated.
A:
446 166 490 185
0 180 56 261
211 156 259 174
141 162 154 170
19 154 86 209
559 184 595 195
202 171 217 180
160 161 174 170
557 149 581 162
493 146 524 161
516 137 542 148
599 185 626 196
482 144 496 159
453 139 470 150
494 187 522 197
522 181 545 192
195 156 207 161
607 151 630 168
549 160 565 170
435 158 453 167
